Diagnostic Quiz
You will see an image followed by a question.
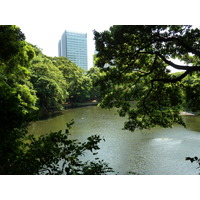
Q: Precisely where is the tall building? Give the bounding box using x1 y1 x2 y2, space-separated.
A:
58 30 88 71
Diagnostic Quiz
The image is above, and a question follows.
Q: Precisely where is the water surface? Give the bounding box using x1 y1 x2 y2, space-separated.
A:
28 106 200 175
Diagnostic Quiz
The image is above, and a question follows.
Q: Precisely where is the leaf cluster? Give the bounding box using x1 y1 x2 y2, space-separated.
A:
26 121 112 175
0 120 113 175
30 51 69 111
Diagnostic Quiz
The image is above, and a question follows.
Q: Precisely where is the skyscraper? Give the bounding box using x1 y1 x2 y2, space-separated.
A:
58 30 88 71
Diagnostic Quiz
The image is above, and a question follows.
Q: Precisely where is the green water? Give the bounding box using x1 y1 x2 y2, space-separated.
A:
28 106 200 175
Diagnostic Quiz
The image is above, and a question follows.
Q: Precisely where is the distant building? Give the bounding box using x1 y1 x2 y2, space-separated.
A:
58 30 88 71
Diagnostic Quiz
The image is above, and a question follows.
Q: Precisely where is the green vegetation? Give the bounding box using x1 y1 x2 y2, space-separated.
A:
30 47 68 113
94 25 200 131
0 25 109 175
30 45 100 114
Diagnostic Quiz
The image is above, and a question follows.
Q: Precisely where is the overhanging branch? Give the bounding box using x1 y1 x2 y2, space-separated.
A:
156 52 200 71
152 69 191 83
140 51 200 71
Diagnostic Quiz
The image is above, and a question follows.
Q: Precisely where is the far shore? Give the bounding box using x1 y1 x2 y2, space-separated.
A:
39 102 199 120
180 111 198 116
64 100 99 109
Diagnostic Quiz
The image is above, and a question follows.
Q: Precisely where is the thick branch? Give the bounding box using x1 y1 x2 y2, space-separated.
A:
152 70 191 83
156 52 200 71
138 51 200 71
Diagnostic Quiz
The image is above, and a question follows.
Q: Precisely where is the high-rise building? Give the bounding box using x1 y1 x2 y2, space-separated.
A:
58 30 88 71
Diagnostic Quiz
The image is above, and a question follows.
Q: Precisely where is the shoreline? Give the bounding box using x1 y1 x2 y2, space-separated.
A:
180 111 198 116
38 103 199 121
38 101 99 120
64 101 98 109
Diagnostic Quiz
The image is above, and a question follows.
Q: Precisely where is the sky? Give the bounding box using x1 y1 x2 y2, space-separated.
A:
2 0 199 70
2 0 199 71
18 24 112 69
15 24 189 71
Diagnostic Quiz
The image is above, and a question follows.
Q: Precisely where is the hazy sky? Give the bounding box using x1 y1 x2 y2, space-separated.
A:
2 0 197 70
18 24 112 69
2 0 116 69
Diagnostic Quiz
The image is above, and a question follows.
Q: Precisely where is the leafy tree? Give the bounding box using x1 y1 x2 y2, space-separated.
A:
0 25 37 135
30 48 68 112
94 25 200 132
0 25 38 172
53 57 92 103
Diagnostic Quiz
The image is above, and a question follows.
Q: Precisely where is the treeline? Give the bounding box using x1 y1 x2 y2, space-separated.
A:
28 44 101 117
0 25 112 174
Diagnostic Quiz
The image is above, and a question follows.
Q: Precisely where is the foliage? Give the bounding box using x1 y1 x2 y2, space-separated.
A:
0 26 37 125
4 121 113 175
182 72 200 112
94 25 200 132
0 25 113 175
30 47 68 111
53 57 92 103
0 25 38 173
87 67 102 101
186 156 200 175
30 54 99 110
0 25 26 62
0 26 37 134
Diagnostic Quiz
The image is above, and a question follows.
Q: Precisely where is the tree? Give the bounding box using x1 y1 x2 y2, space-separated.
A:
94 25 200 132
0 25 37 136
53 57 92 103
0 26 38 173
0 26 113 175
30 47 68 112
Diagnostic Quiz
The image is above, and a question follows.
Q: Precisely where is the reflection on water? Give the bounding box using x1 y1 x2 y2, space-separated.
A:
151 137 183 145
184 115 200 132
28 106 200 175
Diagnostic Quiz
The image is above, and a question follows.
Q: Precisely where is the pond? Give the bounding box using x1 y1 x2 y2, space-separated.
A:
28 106 200 175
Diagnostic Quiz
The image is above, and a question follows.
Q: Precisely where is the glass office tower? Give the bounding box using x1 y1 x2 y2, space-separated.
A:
58 31 88 71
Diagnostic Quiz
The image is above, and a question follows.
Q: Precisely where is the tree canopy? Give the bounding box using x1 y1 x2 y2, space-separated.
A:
0 26 37 135
30 47 69 112
29 47 100 112
52 56 92 103
94 25 200 131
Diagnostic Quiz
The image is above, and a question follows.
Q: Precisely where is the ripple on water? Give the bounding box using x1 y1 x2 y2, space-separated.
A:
151 137 182 145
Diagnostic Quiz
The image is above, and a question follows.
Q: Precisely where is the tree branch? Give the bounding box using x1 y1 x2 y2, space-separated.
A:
139 51 200 71
152 69 191 83
155 52 200 71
